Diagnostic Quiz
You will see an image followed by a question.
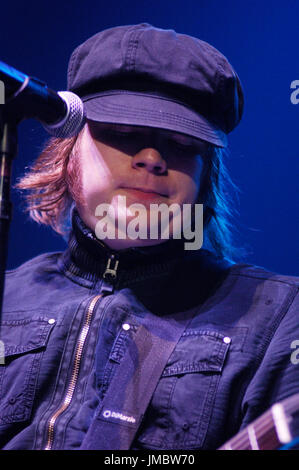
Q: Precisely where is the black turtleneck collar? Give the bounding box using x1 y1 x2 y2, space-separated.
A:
60 208 187 284
59 208 233 312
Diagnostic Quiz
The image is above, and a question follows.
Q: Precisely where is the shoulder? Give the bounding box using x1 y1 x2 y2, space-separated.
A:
229 263 299 288
5 251 62 280
3 252 65 312
225 262 299 326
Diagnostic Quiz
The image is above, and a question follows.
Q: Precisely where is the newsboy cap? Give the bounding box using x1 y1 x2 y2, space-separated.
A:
67 23 244 147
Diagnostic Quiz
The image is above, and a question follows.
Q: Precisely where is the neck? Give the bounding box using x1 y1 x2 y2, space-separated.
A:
58 207 233 313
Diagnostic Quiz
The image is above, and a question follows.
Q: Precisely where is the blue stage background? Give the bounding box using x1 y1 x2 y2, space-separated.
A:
1 0 298 275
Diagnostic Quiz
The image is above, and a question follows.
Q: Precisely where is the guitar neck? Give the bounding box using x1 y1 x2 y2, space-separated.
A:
218 393 299 450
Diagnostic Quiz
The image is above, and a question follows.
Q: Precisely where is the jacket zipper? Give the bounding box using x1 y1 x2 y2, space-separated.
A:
103 253 119 280
44 294 102 450
101 253 120 295
43 254 119 450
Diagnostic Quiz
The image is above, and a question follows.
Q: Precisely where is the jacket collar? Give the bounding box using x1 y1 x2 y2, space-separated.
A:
59 208 233 310
60 208 188 285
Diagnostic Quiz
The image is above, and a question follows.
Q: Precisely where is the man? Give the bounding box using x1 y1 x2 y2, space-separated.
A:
1 23 298 451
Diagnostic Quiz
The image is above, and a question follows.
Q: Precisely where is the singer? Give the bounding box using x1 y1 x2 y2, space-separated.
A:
1 24 298 450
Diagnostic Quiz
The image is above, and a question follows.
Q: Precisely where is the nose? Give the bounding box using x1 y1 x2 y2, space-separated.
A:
132 148 167 175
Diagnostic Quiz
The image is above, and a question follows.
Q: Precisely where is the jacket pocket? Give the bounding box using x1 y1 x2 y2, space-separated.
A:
0 317 55 426
136 329 231 449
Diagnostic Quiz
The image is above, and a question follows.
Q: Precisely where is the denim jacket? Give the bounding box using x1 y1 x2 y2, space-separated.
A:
1 209 298 450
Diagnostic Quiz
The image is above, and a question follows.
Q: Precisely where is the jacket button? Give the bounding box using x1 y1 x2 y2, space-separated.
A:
122 323 130 331
9 397 16 405
223 336 231 344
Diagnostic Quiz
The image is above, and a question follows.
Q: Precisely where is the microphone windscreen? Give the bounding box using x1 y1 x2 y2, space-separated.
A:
42 91 85 138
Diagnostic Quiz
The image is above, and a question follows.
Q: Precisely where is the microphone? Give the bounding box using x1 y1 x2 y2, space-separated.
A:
0 60 85 138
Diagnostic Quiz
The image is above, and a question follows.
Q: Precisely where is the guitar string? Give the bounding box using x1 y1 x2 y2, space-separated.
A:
229 419 276 449
222 412 275 449
221 394 299 450
224 426 273 449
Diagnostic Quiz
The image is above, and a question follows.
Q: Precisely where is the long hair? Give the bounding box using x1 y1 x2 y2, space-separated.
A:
15 130 84 235
198 145 245 261
15 126 244 261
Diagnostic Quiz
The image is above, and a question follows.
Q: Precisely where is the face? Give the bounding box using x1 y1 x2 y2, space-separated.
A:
71 120 207 249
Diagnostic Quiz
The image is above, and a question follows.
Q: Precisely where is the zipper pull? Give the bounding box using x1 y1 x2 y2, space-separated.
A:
101 254 119 295
103 254 119 280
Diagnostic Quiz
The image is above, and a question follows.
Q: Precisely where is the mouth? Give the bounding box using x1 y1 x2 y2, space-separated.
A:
120 186 168 198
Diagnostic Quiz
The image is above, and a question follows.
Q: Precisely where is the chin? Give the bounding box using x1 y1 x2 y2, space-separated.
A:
103 237 167 251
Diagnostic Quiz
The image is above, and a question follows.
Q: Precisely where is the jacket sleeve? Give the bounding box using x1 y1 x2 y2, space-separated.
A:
240 288 299 447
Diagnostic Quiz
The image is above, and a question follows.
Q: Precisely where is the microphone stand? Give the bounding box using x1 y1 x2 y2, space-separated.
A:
0 93 24 329
0 60 81 329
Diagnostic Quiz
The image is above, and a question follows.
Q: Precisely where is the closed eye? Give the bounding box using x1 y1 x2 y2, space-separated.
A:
105 130 141 139
168 139 200 154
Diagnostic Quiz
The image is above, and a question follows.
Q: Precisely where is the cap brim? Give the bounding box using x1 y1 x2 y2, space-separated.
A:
82 91 227 148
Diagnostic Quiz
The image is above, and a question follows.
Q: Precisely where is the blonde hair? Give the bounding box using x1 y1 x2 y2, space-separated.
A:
15 130 84 235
